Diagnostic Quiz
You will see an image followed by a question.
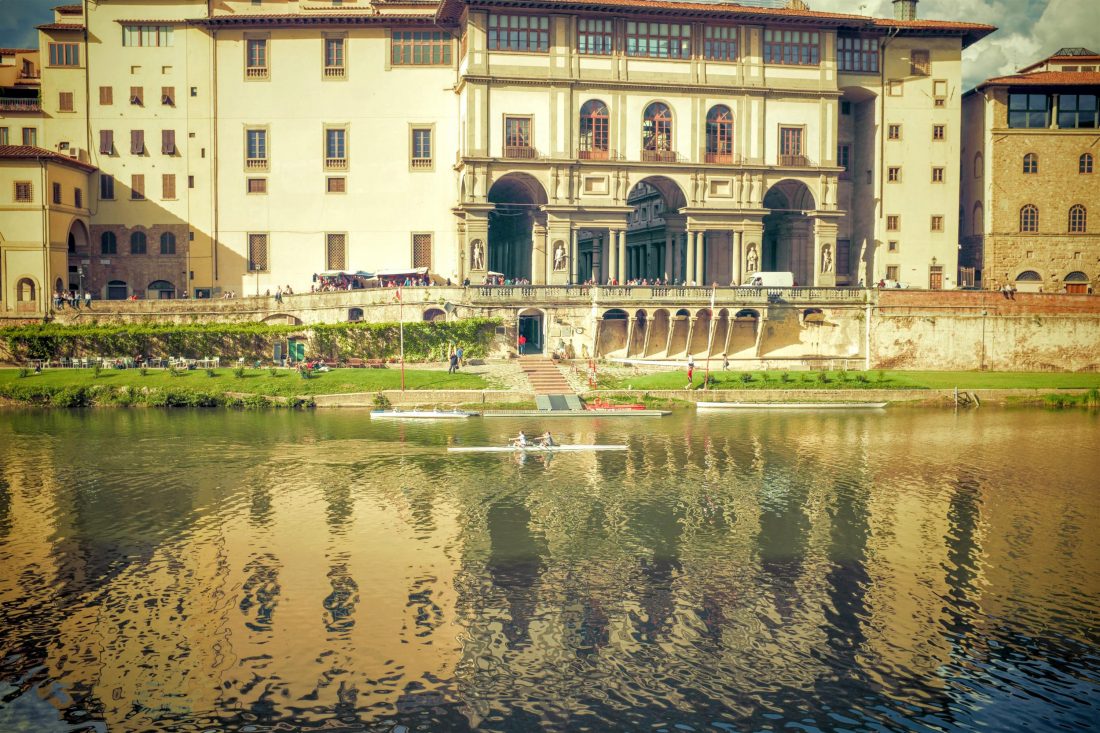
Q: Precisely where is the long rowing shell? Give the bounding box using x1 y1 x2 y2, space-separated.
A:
447 444 627 453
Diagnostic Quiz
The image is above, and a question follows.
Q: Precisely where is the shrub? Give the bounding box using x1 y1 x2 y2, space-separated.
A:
780 372 791 383
16 367 29 379
52 386 90 408
816 371 830 385
268 367 278 377
373 392 392 409
168 366 182 377
838 371 850 383
300 367 313 380
875 370 886 382
233 366 245 379
739 372 753 383
855 373 869 383
139 366 148 377
205 368 216 377
243 393 270 409
92 363 102 379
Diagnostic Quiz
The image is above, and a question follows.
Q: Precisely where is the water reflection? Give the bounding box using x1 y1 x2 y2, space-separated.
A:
0 409 1098 731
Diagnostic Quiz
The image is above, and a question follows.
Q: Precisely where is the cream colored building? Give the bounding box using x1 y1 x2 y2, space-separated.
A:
2 0 993 312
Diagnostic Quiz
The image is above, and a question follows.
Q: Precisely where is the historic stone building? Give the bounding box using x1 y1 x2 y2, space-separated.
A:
961 48 1100 293
2 0 994 316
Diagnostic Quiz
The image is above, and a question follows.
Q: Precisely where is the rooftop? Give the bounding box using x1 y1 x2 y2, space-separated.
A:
978 70 1100 89
53 4 83 15
0 145 98 173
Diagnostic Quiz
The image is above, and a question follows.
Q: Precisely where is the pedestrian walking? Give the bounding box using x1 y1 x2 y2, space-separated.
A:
455 344 464 367
448 351 458 374
84 291 92 308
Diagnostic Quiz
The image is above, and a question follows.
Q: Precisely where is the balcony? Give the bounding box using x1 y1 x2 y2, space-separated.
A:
504 145 537 160
0 97 41 112
325 157 348 170
411 157 433 169
579 148 609 161
246 158 269 170
642 149 677 163
245 66 269 79
704 152 733 164
323 66 345 78
779 154 811 167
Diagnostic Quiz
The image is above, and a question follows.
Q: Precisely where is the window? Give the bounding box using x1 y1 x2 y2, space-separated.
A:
246 129 267 168
837 144 850 177
48 43 80 67
837 36 877 73
14 180 33 202
160 232 176 255
642 102 674 161
578 18 613 56
162 174 176 199
131 231 147 255
99 129 114 154
101 231 117 254
764 29 819 65
487 14 549 53
579 99 609 159
131 130 145 155
74 188 82 209
162 129 176 155
1082 153 1094 174
130 86 143 106
324 37 345 76
122 25 173 47
886 215 899 231
974 151 983 177
886 265 899 281
704 26 738 62
1020 204 1038 233
58 91 74 112
188 175 194 188
162 86 174 106
1069 205 1087 233
972 202 983 236
933 79 947 100
411 127 432 168
326 233 347 270
326 177 346 193
705 105 733 163
246 39 268 78
1008 93 1049 129
100 174 114 199
888 166 901 182
248 233 269 271
836 239 850 276
888 123 901 140
504 116 534 158
910 49 930 76
0 128 7 145
391 30 452 65
131 174 145 200
412 233 432 268
53 182 62 204
931 215 944 232
779 126 804 165
932 166 944 183
626 21 692 59
99 85 112 105
888 79 903 96
247 178 267 194
932 124 945 140
1023 152 1038 174
324 127 347 169
1058 94 1098 129
887 240 899 252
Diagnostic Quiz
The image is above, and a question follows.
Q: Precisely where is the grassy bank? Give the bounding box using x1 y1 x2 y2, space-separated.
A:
600 369 1100 391
0 366 491 407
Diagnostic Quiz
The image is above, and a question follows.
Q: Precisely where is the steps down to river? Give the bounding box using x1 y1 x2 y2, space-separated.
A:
520 357 583 411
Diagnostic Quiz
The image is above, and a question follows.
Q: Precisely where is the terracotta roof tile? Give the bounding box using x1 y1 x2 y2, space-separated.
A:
0 145 98 173
868 17 995 31
54 4 83 14
0 48 38 55
35 23 85 31
980 71 1100 88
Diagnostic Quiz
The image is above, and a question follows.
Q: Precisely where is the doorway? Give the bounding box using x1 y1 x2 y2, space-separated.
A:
518 312 543 354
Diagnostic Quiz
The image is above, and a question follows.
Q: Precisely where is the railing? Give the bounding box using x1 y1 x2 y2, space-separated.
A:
0 98 41 112
642 149 677 163
467 284 869 304
504 145 537 159
245 66 269 79
704 152 733 164
246 158 269 170
778 154 811 167
411 157 433 169
325 157 347 170
579 149 609 160
323 66 345 78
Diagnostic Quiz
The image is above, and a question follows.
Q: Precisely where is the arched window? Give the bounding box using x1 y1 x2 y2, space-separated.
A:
1015 270 1041 282
106 280 128 300
101 231 117 254
160 231 176 254
1082 153 1094 174
1064 270 1089 294
1020 204 1038 233
579 99 609 160
705 105 733 163
16 277 36 302
1023 152 1038 174
1069 204 1087 233
642 102 674 162
130 231 147 254
973 151 983 178
972 201 983 237
147 280 175 299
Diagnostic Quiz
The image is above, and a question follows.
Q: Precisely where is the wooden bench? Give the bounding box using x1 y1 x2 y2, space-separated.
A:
347 358 365 368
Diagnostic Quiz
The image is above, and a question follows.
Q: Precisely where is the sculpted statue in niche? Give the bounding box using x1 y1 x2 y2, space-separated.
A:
746 243 758 273
553 240 567 271
470 240 484 270
822 244 833 273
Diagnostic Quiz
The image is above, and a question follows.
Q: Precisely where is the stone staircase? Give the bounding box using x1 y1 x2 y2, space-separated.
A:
520 357 584 412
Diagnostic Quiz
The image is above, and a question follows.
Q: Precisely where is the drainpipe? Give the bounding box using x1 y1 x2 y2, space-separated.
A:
876 28 901 284
864 289 872 370
41 159 50 316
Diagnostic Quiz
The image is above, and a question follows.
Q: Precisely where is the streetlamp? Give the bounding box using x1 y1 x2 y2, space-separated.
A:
77 265 85 298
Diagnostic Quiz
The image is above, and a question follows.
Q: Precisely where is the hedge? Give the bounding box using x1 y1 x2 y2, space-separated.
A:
0 318 500 363
0 382 314 409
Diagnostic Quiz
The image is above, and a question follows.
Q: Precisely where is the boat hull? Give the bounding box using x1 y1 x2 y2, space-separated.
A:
371 410 476 419
447 445 627 453
697 402 887 409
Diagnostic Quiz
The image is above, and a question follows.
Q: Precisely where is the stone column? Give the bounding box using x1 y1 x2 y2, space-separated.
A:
617 229 627 284
570 227 580 283
533 223 547 284
732 230 743 286
596 234 605 282
695 231 706 284
685 230 696 285
664 231 673 281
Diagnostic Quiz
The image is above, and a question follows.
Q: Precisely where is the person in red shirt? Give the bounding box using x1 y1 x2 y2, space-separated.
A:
518 333 527 355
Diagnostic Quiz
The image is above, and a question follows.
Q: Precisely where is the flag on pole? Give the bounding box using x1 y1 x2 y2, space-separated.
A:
392 286 403 303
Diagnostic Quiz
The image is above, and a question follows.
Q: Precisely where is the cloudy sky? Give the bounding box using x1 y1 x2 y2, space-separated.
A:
1 0 1095 88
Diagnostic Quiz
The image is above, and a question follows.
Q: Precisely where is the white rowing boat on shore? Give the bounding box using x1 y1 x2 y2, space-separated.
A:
448 444 627 453
697 401 887 410
371 409 477 419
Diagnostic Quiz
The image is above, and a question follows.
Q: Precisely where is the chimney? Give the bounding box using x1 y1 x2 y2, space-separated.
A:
893 0 918 20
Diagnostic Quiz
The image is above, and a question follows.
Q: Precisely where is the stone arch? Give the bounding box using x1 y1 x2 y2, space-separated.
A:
1064 271 1090 294
16 277 38 306
763 179 817 287
668 307 691 357
423 307 446 322
712 307 731 359
627 308 648 357
646 308 671 357
106 279 128 300
729 309 760 356
688 308 712 357
68 219 89 251
517 306 545 354
348 307 364 322
1015 270 1041 281
148 280 175 299
487 172 549 282
624 175 688 282
54 277 64 294
261 313 302 326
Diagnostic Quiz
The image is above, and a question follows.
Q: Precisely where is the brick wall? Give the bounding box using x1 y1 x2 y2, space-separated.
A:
81 223 190 298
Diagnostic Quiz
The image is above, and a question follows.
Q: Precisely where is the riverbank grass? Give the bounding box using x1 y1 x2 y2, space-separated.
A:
600 369 1100 391
0 366 491 397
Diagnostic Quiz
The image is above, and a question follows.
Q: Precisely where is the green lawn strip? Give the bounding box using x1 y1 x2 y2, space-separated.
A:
0 367 490 397
598 369 1100 391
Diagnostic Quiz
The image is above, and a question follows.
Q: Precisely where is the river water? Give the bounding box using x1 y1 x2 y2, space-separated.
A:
0 408 1098 732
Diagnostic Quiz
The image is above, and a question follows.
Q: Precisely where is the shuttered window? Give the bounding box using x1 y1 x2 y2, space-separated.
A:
58 91 74 112
248 233 269 271
162 174 176 199
131 174 145 200
100 129 114 154
161 129 175 155
326 233 347 270
131 129 144 154
99 86 112 105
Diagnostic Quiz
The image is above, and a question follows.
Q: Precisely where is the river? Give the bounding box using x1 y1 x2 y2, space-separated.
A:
0 408 1098 732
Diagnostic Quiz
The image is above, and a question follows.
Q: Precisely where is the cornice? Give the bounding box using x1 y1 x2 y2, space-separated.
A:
456 74 843 99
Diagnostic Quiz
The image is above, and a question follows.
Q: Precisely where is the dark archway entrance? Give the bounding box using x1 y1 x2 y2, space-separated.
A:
762 180 816 287
518 308 544 354
488 173 547 282
625 176 686 282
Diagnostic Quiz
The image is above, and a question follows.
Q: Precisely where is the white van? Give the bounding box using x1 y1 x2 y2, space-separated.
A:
742 271 795 287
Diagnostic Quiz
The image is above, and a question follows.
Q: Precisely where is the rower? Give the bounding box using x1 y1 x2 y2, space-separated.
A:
509 431 527 447
537 431 555 447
